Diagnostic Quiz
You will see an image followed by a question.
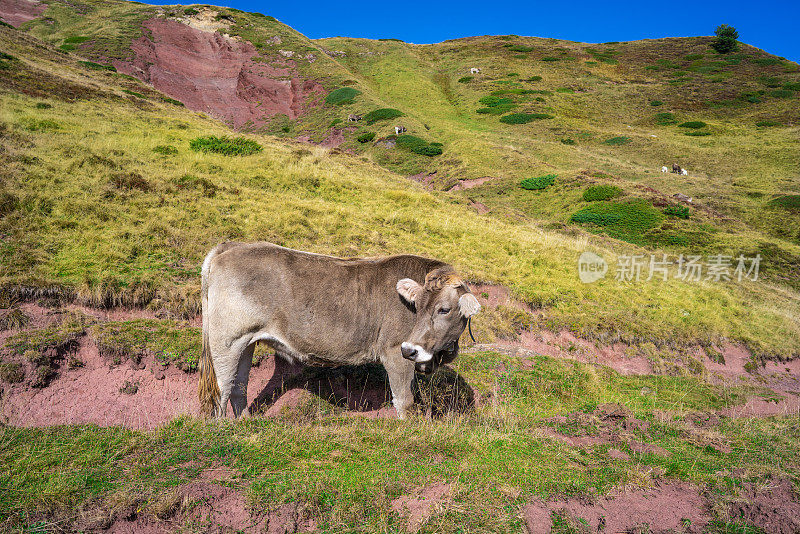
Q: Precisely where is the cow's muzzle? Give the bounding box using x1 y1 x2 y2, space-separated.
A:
401 341 458 374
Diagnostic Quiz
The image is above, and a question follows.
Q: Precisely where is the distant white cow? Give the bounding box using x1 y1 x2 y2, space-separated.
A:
681 169 688 176
395 125 407 135
661 166 669 173
470 67 481 74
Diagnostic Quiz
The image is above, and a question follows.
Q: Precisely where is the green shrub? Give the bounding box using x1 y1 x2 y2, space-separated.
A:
64 36 91 44
162 97 183 106
325 87 361 105
583 185 623 201
189 135 263 156
663 205 690 219
79 61 116 72
685 131 712 136
34 102 52 109
183 7 199 15
755 120 779 127
363 108 404 124
759 76 782 88
520 174 556 190
602 136 631 146
783 82 800 91
0 52 16 61
685 53 704 61
22 119 60 131
570 199 664 243
505 45 533 52
458 76 473 83
679 121 707 128
152 145 178 155
753 57 781 66
655 112 677 125
711 24 738 54
541 57 560 62
556 87 574 93
561 138 576 145
356 131 375 143
123 89 146 98
650 100 663 106
395 135 442 156
524 76 542 82
500 112 552 124
769 89 794 98
768 195 800 211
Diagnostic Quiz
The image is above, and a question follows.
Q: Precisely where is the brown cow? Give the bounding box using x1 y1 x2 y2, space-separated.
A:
198 243 481 419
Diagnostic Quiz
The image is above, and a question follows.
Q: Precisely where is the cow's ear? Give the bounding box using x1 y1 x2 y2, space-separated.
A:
459 293 481 318
397 278 423 304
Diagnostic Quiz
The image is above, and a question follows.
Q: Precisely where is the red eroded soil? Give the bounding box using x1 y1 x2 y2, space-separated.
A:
524 481 710 533
391 483 452 532
113 18 324 129
0 0 45 27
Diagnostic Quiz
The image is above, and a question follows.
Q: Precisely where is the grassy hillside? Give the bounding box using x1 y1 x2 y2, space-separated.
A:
1 22 800 359
11 0 800 298
3 9 800 534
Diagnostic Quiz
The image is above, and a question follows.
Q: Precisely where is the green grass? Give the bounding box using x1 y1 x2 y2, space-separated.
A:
325 87 361 105
395 134 443 156
356 131 375 143
520 174 556 191
768 195 800 211
664 205 690 219
80 60 116 71
500 112 553 124
89 319 201 370
583 185 623 202
189 135 263 156
363 108 404 124
655 112 677 125
755 120 779 127
685 131 712 136
679 121 708 129
152 145 178 155
570 199 664 244
0 349 795 531
602 136 631 146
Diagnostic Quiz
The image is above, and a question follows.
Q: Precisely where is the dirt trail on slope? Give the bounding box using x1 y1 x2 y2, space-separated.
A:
113 17 323 129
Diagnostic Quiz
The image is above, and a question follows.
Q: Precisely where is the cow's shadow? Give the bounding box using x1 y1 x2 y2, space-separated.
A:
248 354 474 418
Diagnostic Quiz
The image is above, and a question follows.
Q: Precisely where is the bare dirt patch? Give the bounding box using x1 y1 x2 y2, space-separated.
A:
113 18 323 129
0 0 46 27
448 176 500 191
96 466 316 533
725 477 800 534
524 481 710 533
391 483 452 532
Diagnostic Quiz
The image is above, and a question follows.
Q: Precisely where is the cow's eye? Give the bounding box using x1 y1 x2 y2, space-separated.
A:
438 307 451 315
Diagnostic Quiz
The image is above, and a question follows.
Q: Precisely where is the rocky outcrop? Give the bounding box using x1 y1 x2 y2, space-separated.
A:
114 18 323 129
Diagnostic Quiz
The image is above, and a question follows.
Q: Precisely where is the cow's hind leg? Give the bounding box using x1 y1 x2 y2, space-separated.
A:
212 336 252 418
230 343 254 418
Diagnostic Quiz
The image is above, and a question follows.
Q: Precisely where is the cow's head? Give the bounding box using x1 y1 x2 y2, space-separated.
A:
396 267 481 374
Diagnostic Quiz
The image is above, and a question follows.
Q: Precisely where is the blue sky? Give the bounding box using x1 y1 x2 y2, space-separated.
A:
150 1 800 62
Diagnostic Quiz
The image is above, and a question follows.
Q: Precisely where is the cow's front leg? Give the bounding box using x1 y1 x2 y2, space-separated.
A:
383 348 415 419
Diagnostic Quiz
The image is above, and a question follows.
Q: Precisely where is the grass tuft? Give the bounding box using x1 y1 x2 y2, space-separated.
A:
325 87 361 105
583 185 623 202
520 174 556 191
189 135 263 156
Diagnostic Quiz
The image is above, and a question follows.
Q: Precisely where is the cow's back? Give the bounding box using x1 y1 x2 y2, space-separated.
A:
205 242 446 364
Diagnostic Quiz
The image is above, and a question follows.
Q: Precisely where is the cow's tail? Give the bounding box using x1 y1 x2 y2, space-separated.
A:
198 246 222 416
